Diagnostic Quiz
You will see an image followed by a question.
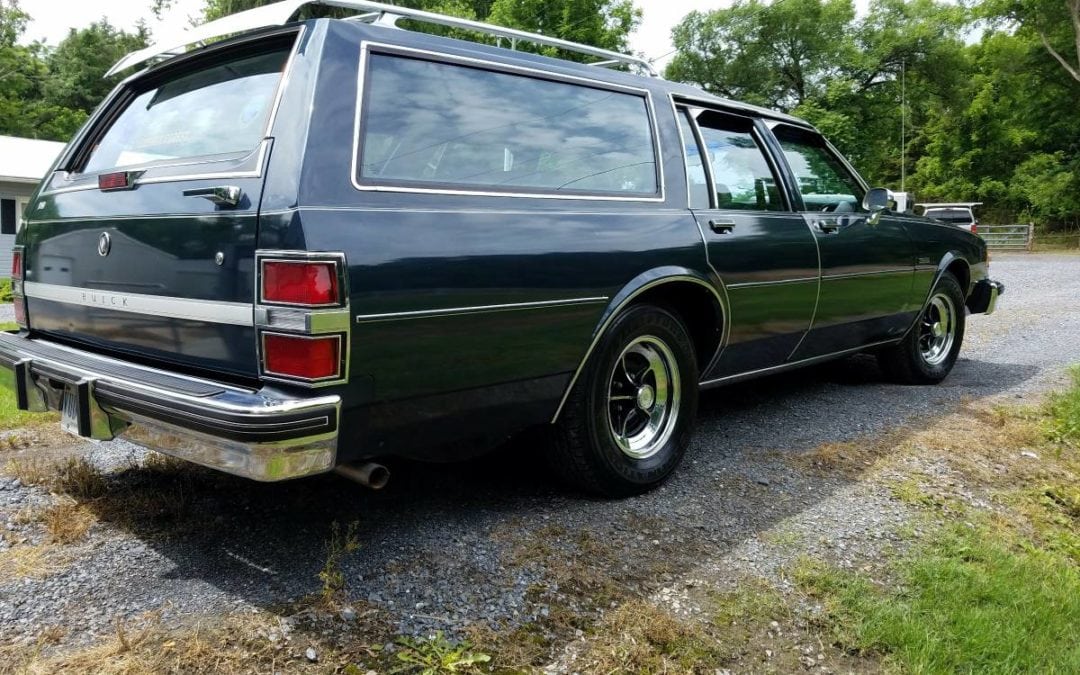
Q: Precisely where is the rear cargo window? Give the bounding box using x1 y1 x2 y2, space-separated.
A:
82 45 291 174
358 53 659 197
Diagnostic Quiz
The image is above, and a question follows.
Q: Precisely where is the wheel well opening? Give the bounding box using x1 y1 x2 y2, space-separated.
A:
945 259 970 295
632 282 723 372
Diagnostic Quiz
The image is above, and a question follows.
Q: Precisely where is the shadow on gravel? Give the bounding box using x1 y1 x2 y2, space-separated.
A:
71 353 1040 638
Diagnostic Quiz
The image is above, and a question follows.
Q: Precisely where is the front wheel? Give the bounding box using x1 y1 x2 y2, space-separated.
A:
877 272 966 384
550 304 699 496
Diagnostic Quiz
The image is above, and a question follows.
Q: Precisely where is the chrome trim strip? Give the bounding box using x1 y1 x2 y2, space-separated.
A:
22 282 254 326
355 297 608 324
550 276 725 423
700 337 902 389
350 42 666 203
727 276 819 290
819 268 912 281
27 213 259 225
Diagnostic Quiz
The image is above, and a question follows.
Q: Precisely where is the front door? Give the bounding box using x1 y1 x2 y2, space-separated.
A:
675 106 818 380
769 125 915 358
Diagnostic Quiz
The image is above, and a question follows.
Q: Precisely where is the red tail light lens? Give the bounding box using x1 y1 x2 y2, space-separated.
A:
971 222 979 234
11 250 22 279
98 172 130 191
263 334 341 380
262 260 339 306
13 300 26 326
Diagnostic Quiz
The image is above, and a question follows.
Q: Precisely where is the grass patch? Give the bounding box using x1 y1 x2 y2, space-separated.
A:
0 542 69 579
0 280 12 304
1046 367 1080 446
797 522 1080 673
0 320 58 430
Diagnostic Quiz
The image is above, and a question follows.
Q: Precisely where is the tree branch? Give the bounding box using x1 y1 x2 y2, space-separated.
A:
1038 29 1080 83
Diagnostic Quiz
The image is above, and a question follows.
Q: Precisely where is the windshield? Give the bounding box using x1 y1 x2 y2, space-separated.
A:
83 45 291 174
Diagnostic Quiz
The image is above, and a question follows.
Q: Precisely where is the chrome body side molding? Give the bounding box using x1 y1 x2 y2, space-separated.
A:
698 338 903 389
22 282 255 326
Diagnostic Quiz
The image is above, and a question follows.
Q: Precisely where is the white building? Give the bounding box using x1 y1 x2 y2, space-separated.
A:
1 135 66 277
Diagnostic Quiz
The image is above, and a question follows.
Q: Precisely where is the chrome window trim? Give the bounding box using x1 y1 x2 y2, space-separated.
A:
550 275 727 423
26 213 259 225
42 26 305 197
351 42 666 203
354 297 608 324
22 282 254 326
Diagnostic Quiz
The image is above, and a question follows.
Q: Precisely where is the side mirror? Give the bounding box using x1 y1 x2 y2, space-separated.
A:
863 187 890 212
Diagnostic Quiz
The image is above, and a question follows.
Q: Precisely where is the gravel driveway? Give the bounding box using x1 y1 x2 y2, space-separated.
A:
0 304 14 324
2 253 1078 649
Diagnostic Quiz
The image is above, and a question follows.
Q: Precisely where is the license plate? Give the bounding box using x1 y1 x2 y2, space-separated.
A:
60 389 81 436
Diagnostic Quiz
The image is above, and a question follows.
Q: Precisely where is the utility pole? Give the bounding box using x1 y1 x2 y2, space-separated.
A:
900 59 906 193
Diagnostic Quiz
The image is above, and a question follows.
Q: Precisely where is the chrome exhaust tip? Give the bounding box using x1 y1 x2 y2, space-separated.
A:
334 462 390 490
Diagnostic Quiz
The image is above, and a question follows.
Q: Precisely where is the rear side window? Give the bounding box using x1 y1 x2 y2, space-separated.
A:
925 208 973 224
82 45 292 174
357 53 659 197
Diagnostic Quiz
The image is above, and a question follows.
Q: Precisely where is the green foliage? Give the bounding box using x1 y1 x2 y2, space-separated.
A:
796 522 1080 673
666 0 1080 229
318 520 360 605
393 632 491 674
0 0 146 142
0 279 12 303
1046 366 1080 445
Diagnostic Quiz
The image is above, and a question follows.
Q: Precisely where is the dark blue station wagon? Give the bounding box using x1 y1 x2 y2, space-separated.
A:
0 1 1003 495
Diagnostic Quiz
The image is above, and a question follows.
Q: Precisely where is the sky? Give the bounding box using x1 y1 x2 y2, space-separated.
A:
19 0 873 70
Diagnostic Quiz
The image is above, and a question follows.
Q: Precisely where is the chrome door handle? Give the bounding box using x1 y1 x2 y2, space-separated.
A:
709 219 736 234
183 185 243 208
817 220 839 233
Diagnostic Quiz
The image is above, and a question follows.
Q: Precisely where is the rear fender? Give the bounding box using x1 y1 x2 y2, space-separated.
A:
550 266 727 423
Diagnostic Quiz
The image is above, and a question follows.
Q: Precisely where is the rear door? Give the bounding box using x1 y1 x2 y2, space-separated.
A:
674 105 817 379
22 32 298 379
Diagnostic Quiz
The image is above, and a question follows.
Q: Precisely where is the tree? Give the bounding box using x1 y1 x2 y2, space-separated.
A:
46 20 149 114
984 0 1080 84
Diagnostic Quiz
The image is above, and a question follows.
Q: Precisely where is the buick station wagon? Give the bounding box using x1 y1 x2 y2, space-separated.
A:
0 0 1003 495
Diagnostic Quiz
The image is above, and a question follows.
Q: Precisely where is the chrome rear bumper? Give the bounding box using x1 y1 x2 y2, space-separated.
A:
0 332 339 481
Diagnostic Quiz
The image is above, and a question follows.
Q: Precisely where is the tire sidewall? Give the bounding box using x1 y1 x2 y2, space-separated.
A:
581 305 698 491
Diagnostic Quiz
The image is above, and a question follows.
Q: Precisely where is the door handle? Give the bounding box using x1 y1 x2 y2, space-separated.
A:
817 220 839 233
183 185 243 208
709 219 736 234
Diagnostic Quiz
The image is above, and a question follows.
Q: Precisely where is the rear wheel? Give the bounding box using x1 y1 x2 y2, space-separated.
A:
877 272 965 384
550 304 698 496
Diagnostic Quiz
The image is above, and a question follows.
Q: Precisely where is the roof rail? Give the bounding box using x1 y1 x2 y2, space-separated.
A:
106 0 658 78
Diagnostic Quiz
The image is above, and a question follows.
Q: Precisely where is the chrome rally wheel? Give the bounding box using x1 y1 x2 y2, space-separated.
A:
606 336 681 460
918 293 956 366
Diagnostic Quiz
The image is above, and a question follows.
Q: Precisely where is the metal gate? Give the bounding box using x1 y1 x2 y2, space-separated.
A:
979 223 1033 251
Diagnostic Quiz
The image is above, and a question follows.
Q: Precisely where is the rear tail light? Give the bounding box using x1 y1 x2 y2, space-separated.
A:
263 333 341 381
255 251 349 386
971 221 979 234
261 260 339 306
10 247 26 328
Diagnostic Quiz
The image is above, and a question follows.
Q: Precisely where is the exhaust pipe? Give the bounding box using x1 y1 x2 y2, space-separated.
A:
335 462 390 490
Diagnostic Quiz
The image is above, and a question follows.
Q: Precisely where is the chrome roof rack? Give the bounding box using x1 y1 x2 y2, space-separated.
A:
106 0 658 78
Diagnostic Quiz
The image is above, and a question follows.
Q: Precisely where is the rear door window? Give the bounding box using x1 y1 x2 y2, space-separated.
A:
81 44 292 174
692 110 786 212
357 52 659 197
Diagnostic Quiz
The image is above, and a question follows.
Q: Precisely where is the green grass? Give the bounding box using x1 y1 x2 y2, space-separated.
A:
0 279 11 304
0 321 57 431
797 523 1080 674
1046 366 1080 445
